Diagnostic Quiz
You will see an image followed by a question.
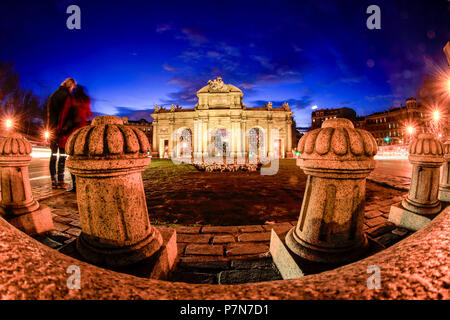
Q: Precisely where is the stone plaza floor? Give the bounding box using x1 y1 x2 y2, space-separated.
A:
29 158 414 284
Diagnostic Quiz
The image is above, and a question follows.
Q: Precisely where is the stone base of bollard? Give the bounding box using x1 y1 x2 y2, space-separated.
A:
115 227 178 280
269 230 304 280
74 227 177 279
3 204 54 235
439 188 450 202
285 228 369 265
76 226 163 268
62 227 177 279
388 202 435 231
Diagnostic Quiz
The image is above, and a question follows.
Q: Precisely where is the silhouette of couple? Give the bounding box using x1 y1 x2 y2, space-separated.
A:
47 78 92 192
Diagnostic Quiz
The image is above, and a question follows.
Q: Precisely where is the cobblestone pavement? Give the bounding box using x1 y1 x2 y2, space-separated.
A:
32 159 413 284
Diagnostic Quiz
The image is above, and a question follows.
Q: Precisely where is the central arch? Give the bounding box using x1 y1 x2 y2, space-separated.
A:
209 128 230 159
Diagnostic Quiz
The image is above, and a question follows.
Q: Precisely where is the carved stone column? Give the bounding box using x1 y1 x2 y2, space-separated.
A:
0 133 53 235
285 118 377 264
66 116 162 267
151 117 158 157
439 142 450 202
389 133 444 231
286 118 293 158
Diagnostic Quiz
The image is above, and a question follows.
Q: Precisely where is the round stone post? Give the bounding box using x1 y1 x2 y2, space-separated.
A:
439 142 450 202
66 116 162 267
0 133 53 235
285 118 377 264
402 134 444 214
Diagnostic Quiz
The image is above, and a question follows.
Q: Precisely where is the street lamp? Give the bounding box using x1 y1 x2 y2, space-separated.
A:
43 130 50 141
5 118 13 131
433 110 440 122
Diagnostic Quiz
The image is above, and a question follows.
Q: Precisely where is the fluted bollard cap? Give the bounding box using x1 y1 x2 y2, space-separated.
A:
408 133 444 164
0 133 33 165
297 118 377 173
442 142 450 160
66 116 151 174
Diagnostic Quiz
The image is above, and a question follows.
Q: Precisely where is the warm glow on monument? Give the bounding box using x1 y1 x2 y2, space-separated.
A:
407 126 415 135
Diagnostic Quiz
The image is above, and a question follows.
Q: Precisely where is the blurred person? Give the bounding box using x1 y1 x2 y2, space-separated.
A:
47 78 76 189
58 85 92 192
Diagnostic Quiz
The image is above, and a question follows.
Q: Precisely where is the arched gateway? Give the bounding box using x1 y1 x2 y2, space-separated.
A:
151 77 295 160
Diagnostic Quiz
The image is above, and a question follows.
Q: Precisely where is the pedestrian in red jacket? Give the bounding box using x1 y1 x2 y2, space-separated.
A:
57 85 92 192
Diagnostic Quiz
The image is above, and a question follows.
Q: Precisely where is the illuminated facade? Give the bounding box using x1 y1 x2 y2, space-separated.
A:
151 77 295 159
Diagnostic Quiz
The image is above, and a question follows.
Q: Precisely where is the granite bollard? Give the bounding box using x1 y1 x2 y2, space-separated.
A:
0 133 53 235
439 142 450 202
389 133 444 231
66 116 163 267
285 118 377 264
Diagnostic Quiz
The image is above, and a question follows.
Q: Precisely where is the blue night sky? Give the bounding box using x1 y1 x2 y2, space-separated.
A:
0 0 449 126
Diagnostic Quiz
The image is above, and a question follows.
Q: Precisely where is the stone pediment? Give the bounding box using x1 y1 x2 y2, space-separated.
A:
197 77 242 94
197 77 244 110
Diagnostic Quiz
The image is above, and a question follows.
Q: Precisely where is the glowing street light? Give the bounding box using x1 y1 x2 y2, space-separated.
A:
44 130 50 140
407 126 414 135
5 118 13 130
433 110 440 122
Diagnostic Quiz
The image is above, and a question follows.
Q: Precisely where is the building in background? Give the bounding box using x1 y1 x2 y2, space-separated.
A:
121 117 153 142
151 77 295 159
311 107 356 129
309 98 430 146
362 98 428 146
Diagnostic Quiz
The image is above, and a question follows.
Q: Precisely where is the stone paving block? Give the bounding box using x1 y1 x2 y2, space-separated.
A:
365 222 396 238
175 226 201 234
364 210 383 219
262 222 293 234
238 225 264 233
177 233 212 243
51 209 72 217
212 235 235 244
218 268 281 284
53 222 70 232
34 236 62 249
230 257 274 270
185 244 223 256
170 271 217 284
225 243 269 256
180 256 229 263
68 220 81 228
375 232 402 248
47 230 72 243
178 260 229 271
201 226 239 234
392 228 409 236
365 216 387 228
53 216 75 224
65 228 81 237
238 232 271 242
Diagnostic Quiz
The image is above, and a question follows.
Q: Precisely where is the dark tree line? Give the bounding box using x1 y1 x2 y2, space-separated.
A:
0 61 46 138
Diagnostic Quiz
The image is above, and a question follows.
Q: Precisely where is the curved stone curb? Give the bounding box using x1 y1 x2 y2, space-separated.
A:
0 204 448 299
